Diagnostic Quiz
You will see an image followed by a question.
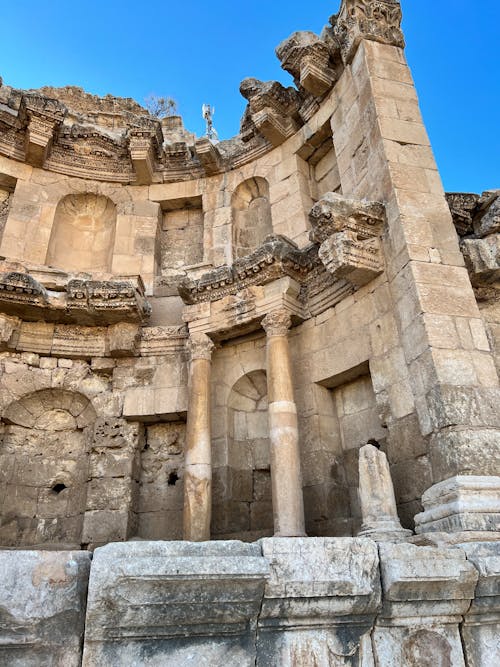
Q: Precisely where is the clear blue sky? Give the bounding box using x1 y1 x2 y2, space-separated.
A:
1 1 498 192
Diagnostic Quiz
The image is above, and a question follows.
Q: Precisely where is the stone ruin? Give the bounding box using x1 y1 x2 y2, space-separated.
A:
0 1 499 665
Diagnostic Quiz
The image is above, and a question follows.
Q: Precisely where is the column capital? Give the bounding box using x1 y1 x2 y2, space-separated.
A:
262 309 292 337
331 0 404 64
188 333 215 361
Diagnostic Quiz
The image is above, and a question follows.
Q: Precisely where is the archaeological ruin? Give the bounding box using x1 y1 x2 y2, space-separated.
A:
0 0 499 664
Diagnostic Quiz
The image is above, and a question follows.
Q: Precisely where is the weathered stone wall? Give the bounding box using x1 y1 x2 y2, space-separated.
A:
0 187 11 242
137 421 185 540
1 538 498 666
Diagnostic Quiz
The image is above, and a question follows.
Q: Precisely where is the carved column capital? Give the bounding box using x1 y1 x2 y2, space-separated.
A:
332 0 404 64
188 333 215 361
262 309 292 337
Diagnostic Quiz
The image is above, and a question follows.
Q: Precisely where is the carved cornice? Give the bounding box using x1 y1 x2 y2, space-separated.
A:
194 138 224 175
188 333 215 361
330 0 404 64
0 267 151 325
446 193 480 237
239 78 303 147
178 235 319 305
261 309 292 337
276 31 337 98
18 94 67 166
309 192 386 287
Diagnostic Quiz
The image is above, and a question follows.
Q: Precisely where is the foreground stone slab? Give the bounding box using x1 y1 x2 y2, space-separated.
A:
82 540 269 666
461 541 500 667
257 537 381 666
372 543 478 667
0 550 91 667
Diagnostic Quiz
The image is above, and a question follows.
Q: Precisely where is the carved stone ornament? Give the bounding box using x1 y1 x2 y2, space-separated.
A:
194 137 224 175
239 78 303 147
446 192 480 237
261 309 292 337
309 192 386 287
0 264 150 325
19 93 66 166
188 333 215 361
331 0 404 64
178 235 318 305
276 31 337 98
127 117 163 185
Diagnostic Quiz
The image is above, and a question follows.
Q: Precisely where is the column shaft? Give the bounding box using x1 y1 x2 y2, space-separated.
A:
263 310 306 537
183 334 214 541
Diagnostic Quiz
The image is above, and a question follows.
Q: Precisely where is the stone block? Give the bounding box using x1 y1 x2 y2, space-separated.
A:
415 476 500 534
257 537 380 666
461 541 500 667
82 541 269 666
81 509 134 544
372 542 478 667
0 550 90 666
429 430 500 482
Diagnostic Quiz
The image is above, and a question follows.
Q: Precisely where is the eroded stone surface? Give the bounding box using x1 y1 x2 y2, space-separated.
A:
0 550 91 666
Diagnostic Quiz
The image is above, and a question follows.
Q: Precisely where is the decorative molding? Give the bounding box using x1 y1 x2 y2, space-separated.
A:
178 235 318 305
0 265 151 325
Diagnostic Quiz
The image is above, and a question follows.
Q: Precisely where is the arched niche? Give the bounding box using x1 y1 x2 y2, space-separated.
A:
212 369 273 539
231 177 272 259
46 193 116 272
0 389 96 548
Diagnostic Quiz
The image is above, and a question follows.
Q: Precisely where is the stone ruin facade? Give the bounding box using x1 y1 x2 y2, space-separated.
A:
0 1 499 665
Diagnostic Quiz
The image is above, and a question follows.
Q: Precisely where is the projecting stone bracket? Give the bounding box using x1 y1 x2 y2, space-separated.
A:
19 93 66 167
194 137 224 175
276 31 338 98
239 78 302 147
309 191 386 287
127 118 163 184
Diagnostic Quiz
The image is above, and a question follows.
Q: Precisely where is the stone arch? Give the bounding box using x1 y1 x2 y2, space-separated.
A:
46 193 116 272
231 177 272 259
212 369 273 539
0 389 97 548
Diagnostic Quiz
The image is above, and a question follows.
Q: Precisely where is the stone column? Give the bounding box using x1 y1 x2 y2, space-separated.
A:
358 444 412 542
262 309 306 537
183 333 215 541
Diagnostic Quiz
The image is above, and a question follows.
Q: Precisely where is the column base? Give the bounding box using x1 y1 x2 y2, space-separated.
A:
415 476 500 534
358 520 412 543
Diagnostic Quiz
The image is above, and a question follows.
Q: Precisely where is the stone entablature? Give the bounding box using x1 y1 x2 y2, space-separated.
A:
179 193 385 326
0 264 150 325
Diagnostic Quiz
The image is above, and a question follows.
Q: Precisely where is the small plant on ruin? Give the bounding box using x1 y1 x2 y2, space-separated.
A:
144 94 178 118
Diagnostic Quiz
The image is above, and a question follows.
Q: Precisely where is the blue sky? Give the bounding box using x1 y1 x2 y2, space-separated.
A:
1 1 498 192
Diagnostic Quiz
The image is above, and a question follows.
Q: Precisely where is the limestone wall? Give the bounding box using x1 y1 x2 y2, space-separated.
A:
0 0 498 550
1 538 498 666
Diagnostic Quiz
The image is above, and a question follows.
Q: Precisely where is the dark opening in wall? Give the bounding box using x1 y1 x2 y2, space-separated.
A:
167 471 179 486
51 483 67 494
